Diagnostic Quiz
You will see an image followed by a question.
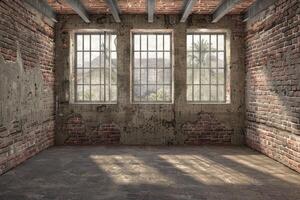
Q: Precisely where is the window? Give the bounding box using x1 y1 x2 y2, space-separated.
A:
132 32 173 103
186 33 226 102
75 32 117 103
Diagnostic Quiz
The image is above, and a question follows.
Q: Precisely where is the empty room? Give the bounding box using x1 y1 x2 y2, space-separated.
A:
0 0 299 199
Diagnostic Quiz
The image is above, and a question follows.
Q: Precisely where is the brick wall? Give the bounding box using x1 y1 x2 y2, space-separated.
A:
0 0 55 175
245 0 300 172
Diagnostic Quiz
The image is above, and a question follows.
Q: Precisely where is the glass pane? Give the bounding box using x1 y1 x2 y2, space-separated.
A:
77 69 83 84
164 69 171 84
141 85 147 101
84 85 90 100
193 53 200 68
77 35 83 51
100 85 105 101
141 52 147 68
194 85 200 101
134 52 140 68
91 52 100 68
211 85 217 101
91 35 100 50
211 69 217 84
211 52 217 68
111 68 117 85
84 35 90 50
218 52 224 68
164 85 171 101
187 52 193 68
148 34 156 51
100 52 105 68
157 35 163 51
157 52 163 67
187 69 193 84
187 34 193 51
157 69 164 84
141 69 147 84
193 35 200 51
77 85 83 101
218 35 224 51
164 34 170 51
91 69 100 84
193 69 200 84
105 68 110 85
157 85 164 101
100 69 105 84
201 52 209 68
218 85 225 101
77 52 83 68
111 34 117 51
91 85 100 101
201 69 210 84
141 35 147 50
201 85 209 101
100 35 105 50
211 35 217 51
84 52 90 68
148 85 156 101
83 69 90 84
148 69 156 84
134 34 140 50
164 52 170 68
148 52 156 68
187 85 193 101
218 69 224 84
111 52 117 68
134 69 140 84
111 85 117 101
134 86 141 101
201 35 210 51
105 85 109 101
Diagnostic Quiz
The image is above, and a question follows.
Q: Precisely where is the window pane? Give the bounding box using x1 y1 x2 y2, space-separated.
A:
148 34 156 51
133 33 172 103
187 33 226 103
141 35 147 50
84 35 90 50
134 34 140 50
91 52 100 68
218 35 224 51
201 35 210 51
91 85 100 101
211 35 217 51
218 85 225 101
91 35 100 50
201 85 209 101
157 35 163 51
91 69 100 84
187 85 193 101
164 35 170 51
77 85 83 101
84 52 90 68
75 33 117 103
77 35 83 51
77 52 83 68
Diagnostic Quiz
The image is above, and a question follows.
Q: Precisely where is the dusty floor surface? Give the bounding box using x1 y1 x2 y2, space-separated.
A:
0 146 300 200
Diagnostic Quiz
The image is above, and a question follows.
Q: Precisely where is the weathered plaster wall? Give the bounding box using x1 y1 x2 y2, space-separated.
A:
0 0 55 175
55 14 245 145
245 0 300 172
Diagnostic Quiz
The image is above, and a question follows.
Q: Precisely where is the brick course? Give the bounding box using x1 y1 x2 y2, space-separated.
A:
245 0 300 172
0 0 55 175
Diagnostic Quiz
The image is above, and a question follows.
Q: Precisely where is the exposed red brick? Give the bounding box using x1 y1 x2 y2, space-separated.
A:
245 0 300 173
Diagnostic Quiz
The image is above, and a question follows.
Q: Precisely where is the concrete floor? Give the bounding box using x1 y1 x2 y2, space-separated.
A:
0 146 300 200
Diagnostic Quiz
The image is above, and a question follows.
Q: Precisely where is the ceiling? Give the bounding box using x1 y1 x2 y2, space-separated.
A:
47 0 256 15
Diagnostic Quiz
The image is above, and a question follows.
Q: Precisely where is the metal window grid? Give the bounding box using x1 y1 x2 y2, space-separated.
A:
74 32 117 103
132 33 173 103
186 33 226 103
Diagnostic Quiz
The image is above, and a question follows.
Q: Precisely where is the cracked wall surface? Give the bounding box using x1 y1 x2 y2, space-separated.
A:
0 0 55 175
55 14 245 145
